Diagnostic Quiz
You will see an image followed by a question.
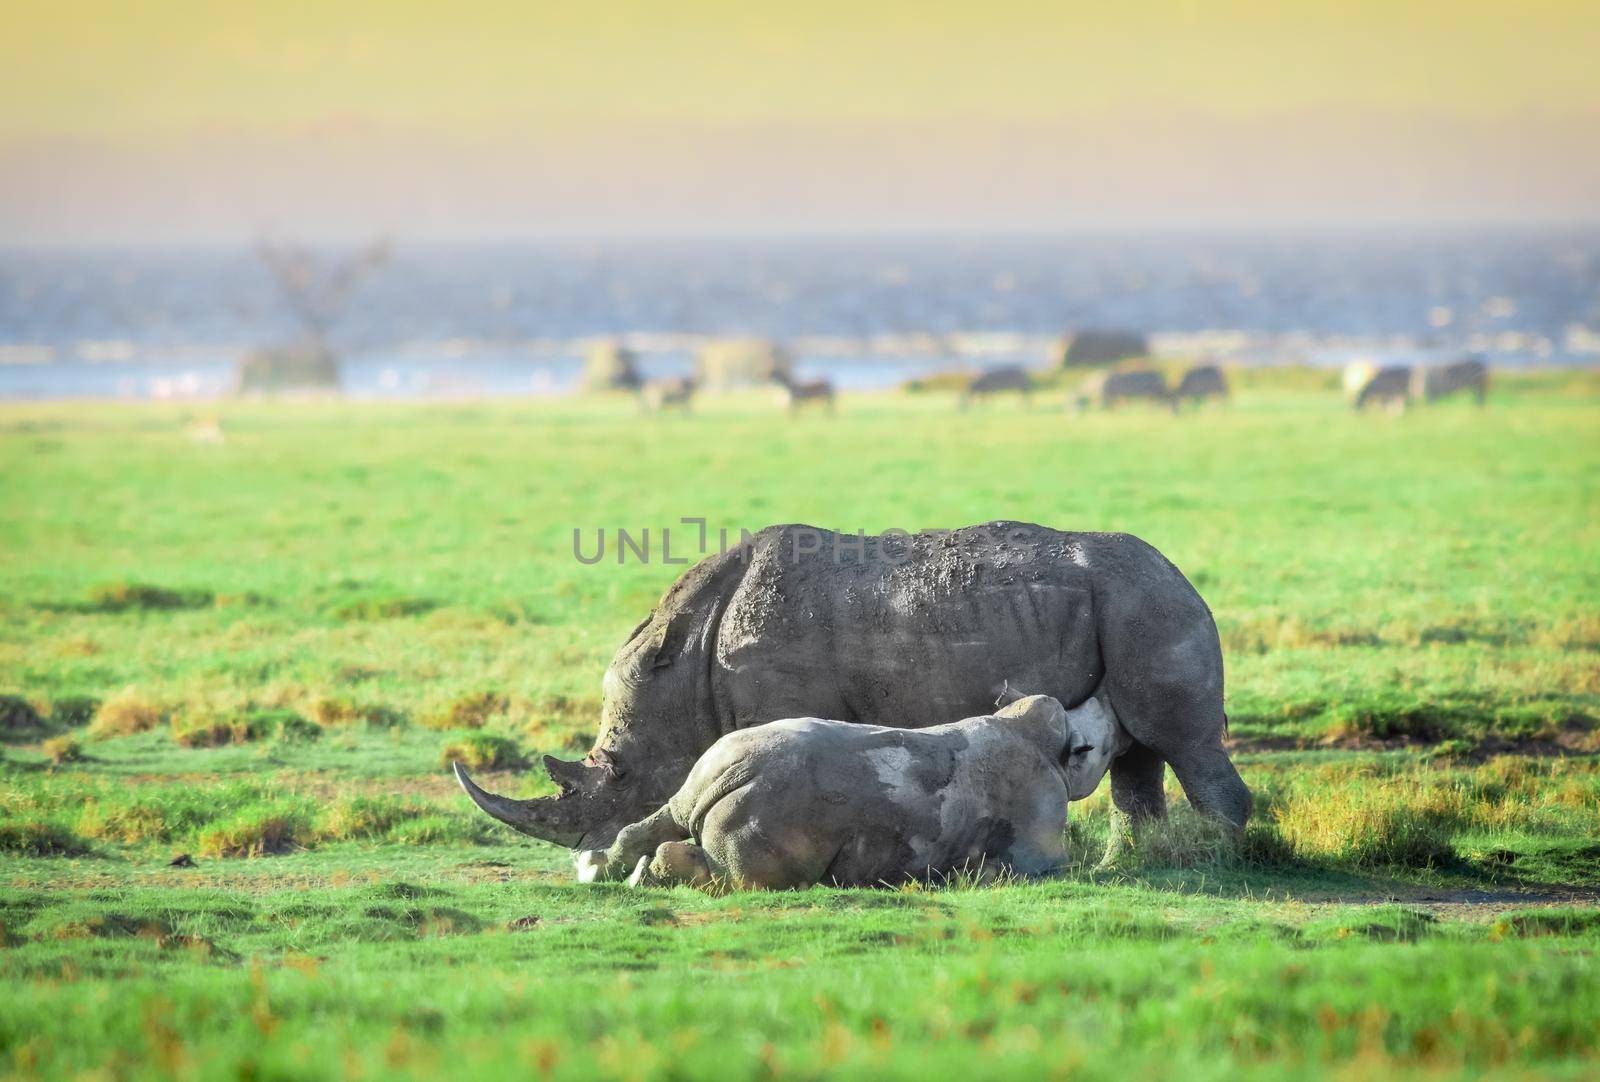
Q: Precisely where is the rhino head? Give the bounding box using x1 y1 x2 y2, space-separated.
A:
1063 689 1130 800
454 591 721 850
453 750 647 851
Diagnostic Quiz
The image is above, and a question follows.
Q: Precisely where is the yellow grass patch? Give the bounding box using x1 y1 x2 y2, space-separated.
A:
87 690 164 738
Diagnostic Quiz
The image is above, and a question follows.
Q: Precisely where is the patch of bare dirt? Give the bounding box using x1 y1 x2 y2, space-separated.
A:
1228 725 1599 758
1314 888 1600 920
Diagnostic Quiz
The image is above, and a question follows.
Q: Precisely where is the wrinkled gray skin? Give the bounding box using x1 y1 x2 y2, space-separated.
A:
577 694 1124 889
454 521 1251 859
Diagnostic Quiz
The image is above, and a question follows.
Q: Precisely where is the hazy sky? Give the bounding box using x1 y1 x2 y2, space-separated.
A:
2 1 1597 242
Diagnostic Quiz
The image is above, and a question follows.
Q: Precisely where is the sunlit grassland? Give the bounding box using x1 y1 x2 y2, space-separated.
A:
3 379 1596 745
2 377 1598 1078
3 875 1599 1080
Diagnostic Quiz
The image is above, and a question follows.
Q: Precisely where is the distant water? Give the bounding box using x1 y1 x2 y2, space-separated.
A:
2 231 1597 399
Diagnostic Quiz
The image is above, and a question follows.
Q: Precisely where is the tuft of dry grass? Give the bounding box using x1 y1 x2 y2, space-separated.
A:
1129 809 1242 869
1270 780 1458 868
421 692 508 732
1244 755 1600 853
0 818 92 856
171 716 268 748
274 714 323 743
386 815 482 846
307 697 406 729
1074 806 1250 873
1489 909 1600 939
1067 756 1600 874
196 809 309 858
76 802 167 845
169 708 319 748
1220 614 1383 655
521 695 599 751
87 690 165 738
439 732 526 771
1318 700 1445 743
316 797 411 842
42 735 83 765
1540 613 1600 652
328 595 435 621
1223 610 1600 658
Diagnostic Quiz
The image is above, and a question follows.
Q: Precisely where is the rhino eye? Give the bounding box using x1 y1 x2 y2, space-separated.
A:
1070 744 1093 758
590 750 628 782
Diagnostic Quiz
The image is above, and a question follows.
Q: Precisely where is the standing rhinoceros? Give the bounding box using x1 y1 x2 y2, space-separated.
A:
959 366 1033 409
1173 365 1229 408
577 693 1126 890
454 522 1250 857
1413 358 1488 405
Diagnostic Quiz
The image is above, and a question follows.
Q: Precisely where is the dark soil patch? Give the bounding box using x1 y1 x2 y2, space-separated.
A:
1228 715 1598 757
0 695 47 742
1314 889 1600 921
81 583 214 613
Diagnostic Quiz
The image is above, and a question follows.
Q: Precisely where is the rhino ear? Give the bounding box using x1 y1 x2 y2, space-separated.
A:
993 680 1026 708
649 607 699 669
622 612 654 645
606 604 675 671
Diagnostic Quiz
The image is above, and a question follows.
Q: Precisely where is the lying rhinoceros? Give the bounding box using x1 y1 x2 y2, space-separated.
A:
455 521 1250 857
577 693 1125 889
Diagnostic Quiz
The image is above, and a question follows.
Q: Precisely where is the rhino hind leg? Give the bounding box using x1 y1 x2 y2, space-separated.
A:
628 841 722 890
1099 740 1168 867
1095 559 1251 857
1166 741 1252 831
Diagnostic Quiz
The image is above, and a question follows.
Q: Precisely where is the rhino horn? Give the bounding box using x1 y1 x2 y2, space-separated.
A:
451 760 590 848
542 754 594 793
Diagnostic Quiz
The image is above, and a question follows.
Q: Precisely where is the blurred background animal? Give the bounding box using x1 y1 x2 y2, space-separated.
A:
1413 358 1488 405
1079 369 1172 411
584 340 644 393
772 370 835 415
1172 364 1229 409
640 376 696 414
1347 363 1412 412
959 365 1033 409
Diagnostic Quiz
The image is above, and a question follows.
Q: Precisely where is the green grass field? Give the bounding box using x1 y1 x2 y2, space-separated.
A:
3 377 1599 1079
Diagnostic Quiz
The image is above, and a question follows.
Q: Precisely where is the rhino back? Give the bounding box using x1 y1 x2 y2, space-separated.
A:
713 523 1110 727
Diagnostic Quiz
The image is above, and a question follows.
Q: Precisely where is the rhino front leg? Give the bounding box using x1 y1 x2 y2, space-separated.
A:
575 804 687 883
1099 740 1167 868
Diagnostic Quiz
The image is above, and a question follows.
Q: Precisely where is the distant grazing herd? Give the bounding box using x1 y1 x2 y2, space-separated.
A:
581 337 1491 417
1344 358 1489 411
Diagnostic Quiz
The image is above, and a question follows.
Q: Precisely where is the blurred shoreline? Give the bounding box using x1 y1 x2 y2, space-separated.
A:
4 337 1597 403
3 231 1598 399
